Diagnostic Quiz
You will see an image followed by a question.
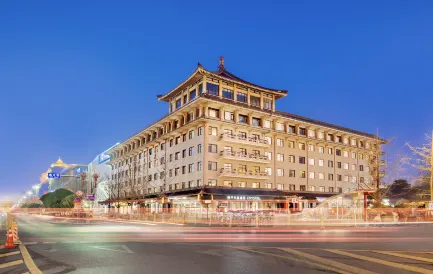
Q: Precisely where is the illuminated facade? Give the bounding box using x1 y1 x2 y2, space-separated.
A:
37 158 87 197
106 58 385 211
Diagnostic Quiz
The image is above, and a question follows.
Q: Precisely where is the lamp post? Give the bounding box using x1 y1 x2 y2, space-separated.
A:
92 173 99 194
27 191 32 203
80 172 87 192
32 185 40 198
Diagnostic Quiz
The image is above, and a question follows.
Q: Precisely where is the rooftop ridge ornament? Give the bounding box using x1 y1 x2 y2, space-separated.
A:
218 56 225 71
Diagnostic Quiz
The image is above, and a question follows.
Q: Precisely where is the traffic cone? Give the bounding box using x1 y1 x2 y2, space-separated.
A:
5 229 16 249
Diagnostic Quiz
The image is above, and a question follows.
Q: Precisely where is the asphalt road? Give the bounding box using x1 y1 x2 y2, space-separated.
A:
2 214 433 274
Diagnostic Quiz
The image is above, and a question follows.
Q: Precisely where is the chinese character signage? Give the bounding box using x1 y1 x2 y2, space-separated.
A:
47 173 61 179
226 196 260 200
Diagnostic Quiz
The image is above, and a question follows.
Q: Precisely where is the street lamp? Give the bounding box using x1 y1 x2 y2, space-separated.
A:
80 172 87 192
92 173 99 194
32 185 40 197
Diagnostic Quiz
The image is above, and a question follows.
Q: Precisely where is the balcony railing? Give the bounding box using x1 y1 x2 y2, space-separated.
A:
220 133 270 147
219 150 270 163
219 168 270 179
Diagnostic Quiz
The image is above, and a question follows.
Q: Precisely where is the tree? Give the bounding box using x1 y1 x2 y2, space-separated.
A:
404 132 432 199
60 194 75 208
40 188 74 208
385 179 411 199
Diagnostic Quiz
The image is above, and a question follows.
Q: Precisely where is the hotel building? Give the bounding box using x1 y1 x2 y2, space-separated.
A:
106 58 385 212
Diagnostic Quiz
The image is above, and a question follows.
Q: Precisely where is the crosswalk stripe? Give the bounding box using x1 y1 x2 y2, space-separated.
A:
374 251 433 263
325 249 433 274
230 246 349 274
0 251 21 258
279 248 376 274
0 259 24 268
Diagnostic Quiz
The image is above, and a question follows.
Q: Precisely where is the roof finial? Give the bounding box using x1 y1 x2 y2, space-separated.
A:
218 56 225 70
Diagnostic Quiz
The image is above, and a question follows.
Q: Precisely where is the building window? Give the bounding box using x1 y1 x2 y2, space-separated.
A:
309 172 315 179
277 183 283 190
182 149 186 158
289 170 296 177
209 126 218 136
208 108 219 118
298 142 306 150
198 127 203 136
208 179 217 186
250 96 260 107
300 171 306 178
318 172 325 180
238 114 248 123
276 122 284 131
310 186 316 191
182 134 187 142
188 164 194 173
208 162 217 171
263 98 272 109
222 88 233 100
263 120 271 128
327 134 334 142
197 144 202 153
208 144 217 153
288 155 295 163
351 139 357 146
299 127 306 135
288 125 296 133
224 111 234 121
328 148 333 155
189 130 195 139
182 166 186 174
207 83 219 96
351 152 356 159
238 181 246 188
352 164 356 171
277 138 284 147
343 151 349 157
252 182 260 188
190 89 196 100
299 156 306 164
359 153 363 160
264 183 272 189
328 160 334 168
236 92 247 103
344 175 349 182
277 168 284 177
308 144 315 152
318 146 324 153
288 141 295 148
176 99 181 109
197 161 202 171
351 176 357 183
289 184 296 191
251 117 261 127
318 159 324 167
336 149 342 156
277 153 284 162
265 167 272 175
264 136 272 145
308 158 315 165
224 180 233 187
300 185 306 191
319 186 325 192
188 147 194 156
360 165 364 171
343 163 349 170
328 174 334 180
175 136 180 145
265 152 272 160
308 129 315 138
337 162 341 168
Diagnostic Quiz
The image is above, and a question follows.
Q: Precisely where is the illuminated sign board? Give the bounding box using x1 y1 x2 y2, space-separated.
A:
47 173 61 179
226 196 260 200
98 153 111 164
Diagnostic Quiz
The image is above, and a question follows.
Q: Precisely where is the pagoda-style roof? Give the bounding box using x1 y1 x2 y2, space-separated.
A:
157 57 288 102
50 157 67 168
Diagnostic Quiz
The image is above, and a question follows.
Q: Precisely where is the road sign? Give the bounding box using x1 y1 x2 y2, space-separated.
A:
47 173 61 179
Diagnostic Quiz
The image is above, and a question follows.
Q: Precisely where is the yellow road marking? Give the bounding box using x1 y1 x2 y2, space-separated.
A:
19 244 42 274
325 249 433 274
278 248 376 274
230 246 349 274
0 259 24 268
374 251 433 263
0 250 20 258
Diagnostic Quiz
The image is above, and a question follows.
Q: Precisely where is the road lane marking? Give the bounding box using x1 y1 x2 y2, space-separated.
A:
0 259 24 269
22 242 37 245
92 245 134 254
0 250 21 258
42 242 56 244
278 248 376 274
230 246 349 274
19 244 43 274
373 251 433 263
325 249 433 274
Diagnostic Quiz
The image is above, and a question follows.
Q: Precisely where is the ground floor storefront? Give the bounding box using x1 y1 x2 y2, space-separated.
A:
100 187 334 215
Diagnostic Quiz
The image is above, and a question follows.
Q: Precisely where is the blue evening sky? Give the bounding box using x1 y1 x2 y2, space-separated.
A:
1 1 432 199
